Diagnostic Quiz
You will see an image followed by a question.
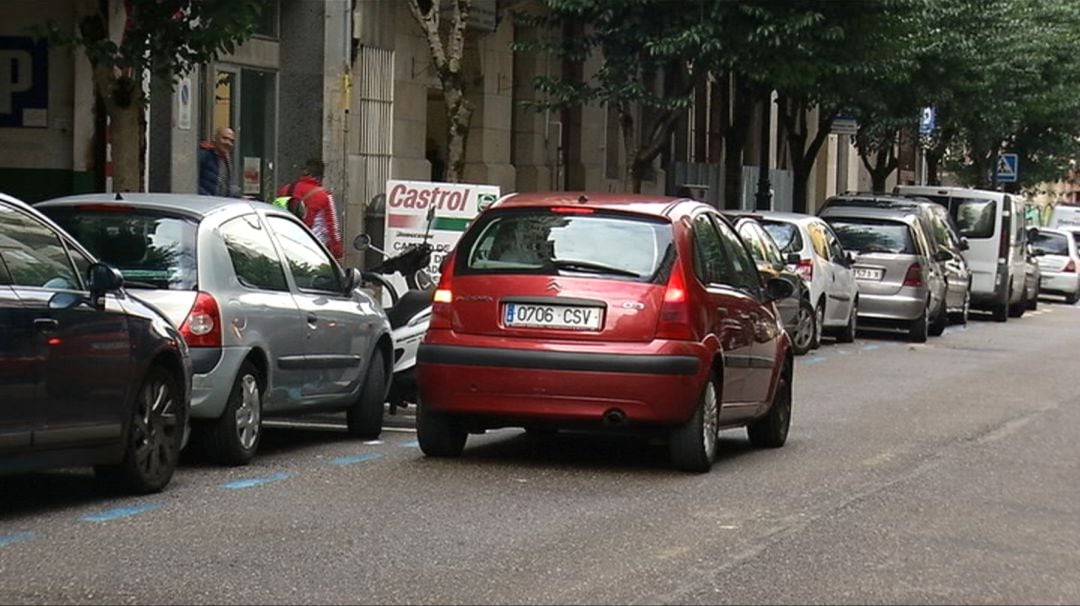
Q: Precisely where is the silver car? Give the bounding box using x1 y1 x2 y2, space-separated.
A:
819 205 949 343
39 194 393 465
1030 227 1080 304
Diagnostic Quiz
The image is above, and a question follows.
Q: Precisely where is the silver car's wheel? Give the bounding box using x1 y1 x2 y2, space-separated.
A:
202 360 263 466
235 374 261 450
790 299 815 355
811 303 825 349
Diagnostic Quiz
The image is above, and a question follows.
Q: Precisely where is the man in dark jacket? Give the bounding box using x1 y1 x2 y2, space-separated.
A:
198 127 236 196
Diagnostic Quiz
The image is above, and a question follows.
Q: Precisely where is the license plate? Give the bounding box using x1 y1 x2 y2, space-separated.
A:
854 267 884 281
503 303 603 330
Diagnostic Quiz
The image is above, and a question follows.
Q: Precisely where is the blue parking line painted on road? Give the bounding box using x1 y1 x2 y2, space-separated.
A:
330 452 383 466
401 440 420 448
803 356 828 365
81 503 161 523
0 531 38 547
221 471 294 490
862 344 880 351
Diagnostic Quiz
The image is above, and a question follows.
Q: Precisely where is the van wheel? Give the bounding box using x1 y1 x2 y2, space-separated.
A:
95 365 185 494
908 306 929 343
202 360 262 466
416 400 467 457
747 362 792 449
346 348 386 439
669 377 720 472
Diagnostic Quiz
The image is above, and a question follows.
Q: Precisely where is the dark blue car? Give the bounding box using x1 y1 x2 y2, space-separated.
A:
0 193 192 493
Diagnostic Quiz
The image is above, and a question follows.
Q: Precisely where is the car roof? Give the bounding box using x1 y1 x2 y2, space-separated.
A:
825 192 938 209
736 210 821 224
820 204 921 225
495 191 695 218
36 192 261 219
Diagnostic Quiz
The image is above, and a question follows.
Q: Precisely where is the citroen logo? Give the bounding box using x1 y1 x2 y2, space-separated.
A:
546 280 562 292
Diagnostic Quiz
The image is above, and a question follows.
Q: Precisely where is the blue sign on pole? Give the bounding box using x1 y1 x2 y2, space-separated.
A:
995 153 1018 183
0 36 49 128
918 107 935 136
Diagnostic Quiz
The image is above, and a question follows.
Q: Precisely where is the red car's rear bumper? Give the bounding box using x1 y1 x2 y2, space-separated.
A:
417 331 709 428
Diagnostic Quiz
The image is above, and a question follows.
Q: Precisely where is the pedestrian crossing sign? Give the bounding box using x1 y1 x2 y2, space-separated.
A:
995 153 1018 183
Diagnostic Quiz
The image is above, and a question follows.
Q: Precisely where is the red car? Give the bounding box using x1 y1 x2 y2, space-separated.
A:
416 192 795 472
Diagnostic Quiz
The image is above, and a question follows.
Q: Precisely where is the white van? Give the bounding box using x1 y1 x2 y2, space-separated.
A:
895 186 1027 321
1048 205 1080 230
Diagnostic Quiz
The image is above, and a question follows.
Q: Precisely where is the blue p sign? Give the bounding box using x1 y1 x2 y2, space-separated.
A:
0 37 48 128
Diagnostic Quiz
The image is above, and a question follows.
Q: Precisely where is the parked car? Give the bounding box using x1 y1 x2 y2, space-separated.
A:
895 186 1028 322
821 193 973 324
0 193 191 493
819 204 949 342
753 212 859 348
1030 227 1080 304
723 211 816 355
415 193 796 472
38 193 392 466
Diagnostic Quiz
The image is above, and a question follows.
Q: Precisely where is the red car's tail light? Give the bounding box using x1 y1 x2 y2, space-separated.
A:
430 253 456 330
902 263 924 287
179 291 222 347
656 261 695 340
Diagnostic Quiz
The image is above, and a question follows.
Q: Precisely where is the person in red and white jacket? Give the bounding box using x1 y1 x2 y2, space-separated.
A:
277 159 343 261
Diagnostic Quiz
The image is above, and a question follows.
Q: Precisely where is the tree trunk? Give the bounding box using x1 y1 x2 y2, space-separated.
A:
409 0 474 184
722 74 754 209
618 103 638 192
778 95 835 213
858 135 899 193
92 63 144 192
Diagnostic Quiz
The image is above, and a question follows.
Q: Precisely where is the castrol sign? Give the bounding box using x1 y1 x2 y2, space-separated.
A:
383 179 500 283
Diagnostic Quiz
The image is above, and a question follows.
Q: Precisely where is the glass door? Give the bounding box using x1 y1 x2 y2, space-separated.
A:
207 66 277 201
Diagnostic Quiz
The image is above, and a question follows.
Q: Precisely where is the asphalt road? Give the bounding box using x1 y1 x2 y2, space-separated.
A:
1 300 1079 605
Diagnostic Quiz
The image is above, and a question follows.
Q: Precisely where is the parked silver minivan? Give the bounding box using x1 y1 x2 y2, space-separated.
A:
820 205 948 342
39 194 393 466
895 186 1027 321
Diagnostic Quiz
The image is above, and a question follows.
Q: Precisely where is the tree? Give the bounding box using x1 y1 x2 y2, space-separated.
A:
515 0 728 193
407 0 475 183
38 0 264 193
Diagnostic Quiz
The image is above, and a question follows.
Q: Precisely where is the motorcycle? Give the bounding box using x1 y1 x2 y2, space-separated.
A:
353 230 434 415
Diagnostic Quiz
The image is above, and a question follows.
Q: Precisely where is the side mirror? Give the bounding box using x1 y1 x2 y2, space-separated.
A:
353 233 372 251
785 252 801 265
763 276 795 302
934 250 953 263
959 237 970 251
1027 227 1040 242
87 262 123 310
343 267 363 292
845 251 856 265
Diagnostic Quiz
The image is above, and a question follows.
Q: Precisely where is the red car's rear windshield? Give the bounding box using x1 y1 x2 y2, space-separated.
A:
456 207 674 283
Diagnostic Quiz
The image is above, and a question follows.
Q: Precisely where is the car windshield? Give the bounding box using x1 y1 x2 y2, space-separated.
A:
827 218 915 254
761 221 803 253
460 209 673 283
45 207 198 290
1032 231 1069 256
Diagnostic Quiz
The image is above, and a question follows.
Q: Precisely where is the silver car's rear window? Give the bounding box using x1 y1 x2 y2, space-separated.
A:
45 207 198 290
828 218 915 255
458 208 673 283
760 221 804 253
